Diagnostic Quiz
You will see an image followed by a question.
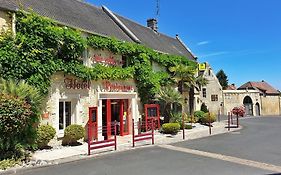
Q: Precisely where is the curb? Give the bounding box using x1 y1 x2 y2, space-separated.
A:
0 122 242 175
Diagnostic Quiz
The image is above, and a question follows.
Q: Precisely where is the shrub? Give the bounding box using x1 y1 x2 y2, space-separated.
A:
200 103 209 113
200 113 217 124
169 112 182 123
0 79 43 159
0 158 21 170
62 124 85 145
36 125 56 149
186 115 198 123
185 124 193 129
0 94 32 160
161 123 180 135
194 110 205 122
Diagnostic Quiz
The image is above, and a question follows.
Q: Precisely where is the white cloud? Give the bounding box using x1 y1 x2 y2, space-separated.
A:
198 51 229 58
197 40 210 46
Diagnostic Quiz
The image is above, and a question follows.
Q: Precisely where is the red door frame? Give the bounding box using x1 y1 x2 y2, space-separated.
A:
144 104 160 130
89 107 98 140
106 99 111 138
105 99 130 137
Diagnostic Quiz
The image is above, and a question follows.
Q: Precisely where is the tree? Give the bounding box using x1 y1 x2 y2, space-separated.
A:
216 69 228 89
157 86 183 123
169 64 197 139
191 75 208 114
0 78 44 159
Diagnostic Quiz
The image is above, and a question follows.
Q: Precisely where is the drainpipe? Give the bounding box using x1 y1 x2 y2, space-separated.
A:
12 12 16 37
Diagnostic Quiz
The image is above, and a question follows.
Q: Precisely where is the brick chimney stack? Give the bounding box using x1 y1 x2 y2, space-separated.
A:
147 18 158 32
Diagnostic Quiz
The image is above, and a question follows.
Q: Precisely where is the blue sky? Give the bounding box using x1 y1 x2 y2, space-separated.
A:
87 0 281 90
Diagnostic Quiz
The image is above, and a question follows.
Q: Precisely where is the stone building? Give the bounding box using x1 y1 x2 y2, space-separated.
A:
0 0 196 138
194 63 223 115
223 81 281 116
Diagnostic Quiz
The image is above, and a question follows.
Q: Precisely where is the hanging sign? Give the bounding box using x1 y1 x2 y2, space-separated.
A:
198 63 206 71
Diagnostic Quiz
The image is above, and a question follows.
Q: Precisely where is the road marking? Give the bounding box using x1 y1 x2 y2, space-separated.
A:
158 145 281 173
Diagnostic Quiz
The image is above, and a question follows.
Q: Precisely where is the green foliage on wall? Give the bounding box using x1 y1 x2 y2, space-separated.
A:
0 11 196 103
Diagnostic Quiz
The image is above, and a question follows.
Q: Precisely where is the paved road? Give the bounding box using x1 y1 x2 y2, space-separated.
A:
17 116 281 175
174 116 281 166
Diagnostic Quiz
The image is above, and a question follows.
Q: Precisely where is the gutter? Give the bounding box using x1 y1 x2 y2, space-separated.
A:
102 5 141 44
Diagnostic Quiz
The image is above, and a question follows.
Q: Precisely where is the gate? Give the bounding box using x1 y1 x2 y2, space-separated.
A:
227 112 239 131
132 118 154 147
88 107 117 155
144 104 160 131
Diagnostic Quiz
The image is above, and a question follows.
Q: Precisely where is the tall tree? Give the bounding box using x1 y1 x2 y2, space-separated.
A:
216 69 228 89
169 64 197 139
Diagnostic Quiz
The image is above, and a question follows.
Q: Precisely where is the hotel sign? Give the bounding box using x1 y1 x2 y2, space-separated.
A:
198 63 206 71
89 49 123 67
90 54 123 66
102 81 133 92
64 78 91 90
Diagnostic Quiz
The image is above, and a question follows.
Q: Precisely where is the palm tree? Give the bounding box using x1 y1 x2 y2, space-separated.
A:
169 64 196 111
189 75 208 114
169 64 197 139
0 78 44 115
157 86 183 123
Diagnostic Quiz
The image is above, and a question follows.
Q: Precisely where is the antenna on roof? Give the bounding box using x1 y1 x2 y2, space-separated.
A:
156 0 160 20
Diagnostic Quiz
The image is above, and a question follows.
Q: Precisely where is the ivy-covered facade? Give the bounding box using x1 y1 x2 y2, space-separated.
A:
0 0 197 138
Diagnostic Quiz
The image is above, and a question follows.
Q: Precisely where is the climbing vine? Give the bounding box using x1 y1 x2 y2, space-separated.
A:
0 11 196 103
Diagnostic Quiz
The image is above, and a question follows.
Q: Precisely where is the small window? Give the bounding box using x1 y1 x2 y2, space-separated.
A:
202 88 207 98
122 56 128 68
211 95 218 101
59 101 71 130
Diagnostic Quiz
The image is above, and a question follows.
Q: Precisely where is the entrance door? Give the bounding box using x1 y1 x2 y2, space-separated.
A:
243 96 253 116
102 99 129 137
88 107 98 140
255 103 260 116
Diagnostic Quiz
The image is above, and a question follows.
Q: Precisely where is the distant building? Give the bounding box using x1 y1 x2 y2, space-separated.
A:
223 81 281 116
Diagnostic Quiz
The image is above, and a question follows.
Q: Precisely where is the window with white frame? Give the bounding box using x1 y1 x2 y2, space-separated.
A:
59 101 72 130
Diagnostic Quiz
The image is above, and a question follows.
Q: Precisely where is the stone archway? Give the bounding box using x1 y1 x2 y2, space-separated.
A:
255 102 260 116
243 96 253 116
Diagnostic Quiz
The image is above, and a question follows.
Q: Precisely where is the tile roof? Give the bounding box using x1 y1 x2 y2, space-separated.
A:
238 81 279 95
226 84 237 90
0 0 133 42
116 14 196 59
0 0 196 59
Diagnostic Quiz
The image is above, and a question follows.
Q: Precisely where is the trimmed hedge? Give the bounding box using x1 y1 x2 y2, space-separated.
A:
36 125 56 149
161 123 180 135
62 124 84 145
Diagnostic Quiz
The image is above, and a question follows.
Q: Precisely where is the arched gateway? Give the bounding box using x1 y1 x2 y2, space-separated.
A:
255 102 260 116
243 96 253 116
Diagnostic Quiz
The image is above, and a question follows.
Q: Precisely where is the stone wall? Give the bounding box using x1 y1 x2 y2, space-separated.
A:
0 10 11 32
261 95 281 116
223 90 261 116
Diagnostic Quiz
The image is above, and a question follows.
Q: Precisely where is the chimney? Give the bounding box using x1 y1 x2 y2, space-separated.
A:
147 18 158 31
